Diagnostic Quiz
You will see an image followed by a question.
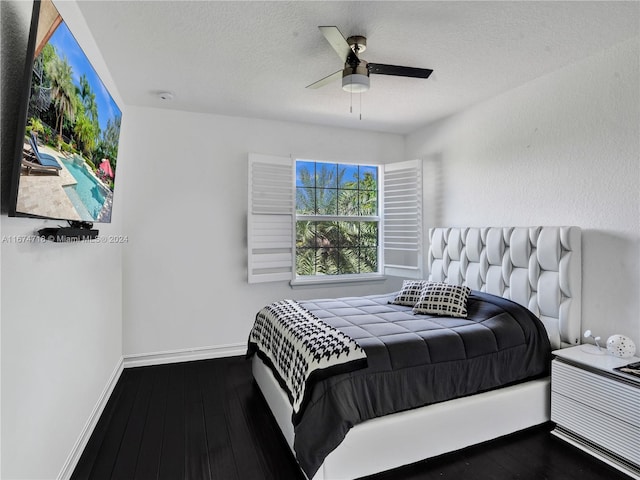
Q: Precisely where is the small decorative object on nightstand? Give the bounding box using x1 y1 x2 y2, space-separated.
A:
551 345 640 479
581 330 606 355
606 334 637 358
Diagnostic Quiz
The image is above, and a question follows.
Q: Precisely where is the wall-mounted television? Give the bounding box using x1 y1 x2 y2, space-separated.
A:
8 0 122 225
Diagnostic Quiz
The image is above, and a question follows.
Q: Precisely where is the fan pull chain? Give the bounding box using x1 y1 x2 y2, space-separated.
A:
346 77 363 120
350 87 353 114
348 92 363 120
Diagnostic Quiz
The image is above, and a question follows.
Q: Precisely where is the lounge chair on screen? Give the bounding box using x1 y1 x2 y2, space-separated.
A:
27 135 63 170
22 154 61 175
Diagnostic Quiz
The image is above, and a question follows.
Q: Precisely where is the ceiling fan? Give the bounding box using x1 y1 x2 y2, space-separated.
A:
307 26 433 93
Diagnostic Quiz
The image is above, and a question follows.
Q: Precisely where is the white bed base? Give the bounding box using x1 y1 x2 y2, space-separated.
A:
253 356 550 480
252 226 581 479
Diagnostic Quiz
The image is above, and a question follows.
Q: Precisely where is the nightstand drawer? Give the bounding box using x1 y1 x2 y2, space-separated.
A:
552 360 640 427
552 392 640 466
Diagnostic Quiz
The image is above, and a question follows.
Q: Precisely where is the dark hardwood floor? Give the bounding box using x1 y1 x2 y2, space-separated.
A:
72 356 631 480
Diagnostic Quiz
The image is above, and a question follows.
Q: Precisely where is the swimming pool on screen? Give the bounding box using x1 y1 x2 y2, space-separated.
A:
61 156 110 221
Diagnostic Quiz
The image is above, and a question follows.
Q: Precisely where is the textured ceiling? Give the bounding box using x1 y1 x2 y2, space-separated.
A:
75 1 639 135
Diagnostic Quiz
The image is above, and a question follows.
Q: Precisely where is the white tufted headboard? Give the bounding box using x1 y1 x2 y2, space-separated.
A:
428 227 581 350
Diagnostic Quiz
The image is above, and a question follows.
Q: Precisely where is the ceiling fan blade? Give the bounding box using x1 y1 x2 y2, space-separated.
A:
306 69 343 89
368 63 433 79
318 26 351 62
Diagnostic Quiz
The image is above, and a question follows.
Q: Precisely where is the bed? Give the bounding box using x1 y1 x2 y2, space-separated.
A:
249 226 582 480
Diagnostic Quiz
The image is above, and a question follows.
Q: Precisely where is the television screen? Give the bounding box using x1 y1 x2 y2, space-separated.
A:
9 0 122 223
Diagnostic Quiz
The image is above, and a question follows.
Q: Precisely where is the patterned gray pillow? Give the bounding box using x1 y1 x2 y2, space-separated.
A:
412 282 471 318
390 280 429 306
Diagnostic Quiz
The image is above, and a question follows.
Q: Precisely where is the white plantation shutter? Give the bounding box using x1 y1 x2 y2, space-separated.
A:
247 154 294 283
383 159 423 278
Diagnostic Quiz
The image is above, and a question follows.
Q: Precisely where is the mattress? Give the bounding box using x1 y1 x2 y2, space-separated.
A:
248 290 552 478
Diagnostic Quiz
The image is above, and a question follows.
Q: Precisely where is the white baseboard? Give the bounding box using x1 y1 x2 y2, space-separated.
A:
57 357 124 480
122 342 247 369
57 343 246 479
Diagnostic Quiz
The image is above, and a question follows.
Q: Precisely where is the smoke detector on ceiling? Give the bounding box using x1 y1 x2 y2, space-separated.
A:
157 91 174 101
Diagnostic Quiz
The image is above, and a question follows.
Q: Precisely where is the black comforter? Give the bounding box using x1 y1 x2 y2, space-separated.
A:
255 290 551 478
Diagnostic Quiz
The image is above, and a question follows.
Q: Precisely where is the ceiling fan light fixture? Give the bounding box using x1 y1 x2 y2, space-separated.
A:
342 63 370 93
342 73 370 93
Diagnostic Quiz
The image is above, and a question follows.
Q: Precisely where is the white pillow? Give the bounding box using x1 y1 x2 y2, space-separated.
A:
412 282 471 318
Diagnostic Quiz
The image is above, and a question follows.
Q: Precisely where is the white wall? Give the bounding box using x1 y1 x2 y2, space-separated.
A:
121 109 405 355
407 37 640 345
1 1 124 478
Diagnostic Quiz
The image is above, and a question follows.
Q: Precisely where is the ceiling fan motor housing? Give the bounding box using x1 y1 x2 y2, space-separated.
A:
347 35 367 54
343 62 369 77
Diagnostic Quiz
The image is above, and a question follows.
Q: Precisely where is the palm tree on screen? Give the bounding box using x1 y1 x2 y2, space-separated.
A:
46 55 76 142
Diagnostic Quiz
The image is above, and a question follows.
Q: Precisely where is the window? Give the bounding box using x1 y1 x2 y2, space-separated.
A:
295 160 379 277
248 154 423 284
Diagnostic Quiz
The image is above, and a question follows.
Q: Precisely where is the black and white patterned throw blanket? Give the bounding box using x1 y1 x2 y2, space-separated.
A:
247 299 367 420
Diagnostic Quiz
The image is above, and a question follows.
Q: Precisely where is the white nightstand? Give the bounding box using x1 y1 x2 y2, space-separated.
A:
551 345 640 479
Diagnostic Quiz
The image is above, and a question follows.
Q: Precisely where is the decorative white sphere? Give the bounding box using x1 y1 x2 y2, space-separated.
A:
606 334 636 358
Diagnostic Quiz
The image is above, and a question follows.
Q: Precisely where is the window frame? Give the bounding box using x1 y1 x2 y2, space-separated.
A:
293 158 383 283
